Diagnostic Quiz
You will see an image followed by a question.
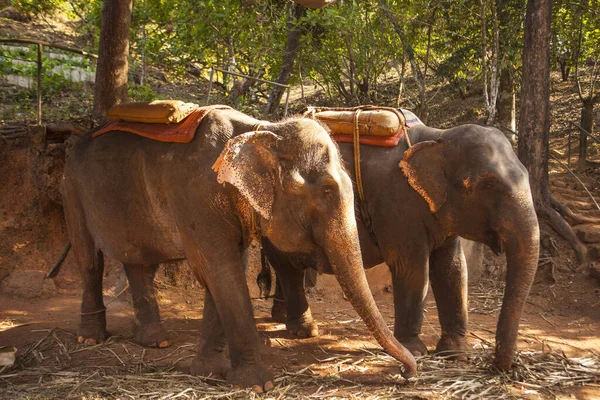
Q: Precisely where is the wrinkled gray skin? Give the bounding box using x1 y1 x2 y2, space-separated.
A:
60 109 416 392
266 124 540 371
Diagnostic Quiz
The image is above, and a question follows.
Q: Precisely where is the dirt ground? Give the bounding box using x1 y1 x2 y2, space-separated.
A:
0 260 599 399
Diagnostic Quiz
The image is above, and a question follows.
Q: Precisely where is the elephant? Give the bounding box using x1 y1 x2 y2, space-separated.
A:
263 122 540 372
59 107 417 392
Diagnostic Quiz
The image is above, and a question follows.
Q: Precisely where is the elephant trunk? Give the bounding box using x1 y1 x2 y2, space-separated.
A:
494 200 540 370
321 212 417 378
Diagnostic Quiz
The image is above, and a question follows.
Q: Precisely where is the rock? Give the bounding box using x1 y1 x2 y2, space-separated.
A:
0 269 57 299
575 224 600 243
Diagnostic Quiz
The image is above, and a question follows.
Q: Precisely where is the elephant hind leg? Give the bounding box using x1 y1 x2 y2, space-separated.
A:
75 246 107 345
429 236 471 359
274 267 318 338
69 224 108 344
123 263 169 348
271 279 287 323
62 190 108 345
191 290 230 379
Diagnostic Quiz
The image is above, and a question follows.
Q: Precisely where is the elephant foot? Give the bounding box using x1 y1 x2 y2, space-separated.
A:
77 316 108 345
226 363 274 393
133 322 170 348
398 336 428 357
190 353 231 380
287 310 319 338
493 347 516 371
435 334 471 360
271 299 287 323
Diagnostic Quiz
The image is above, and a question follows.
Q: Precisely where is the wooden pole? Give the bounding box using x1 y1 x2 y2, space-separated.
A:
37 43 42 126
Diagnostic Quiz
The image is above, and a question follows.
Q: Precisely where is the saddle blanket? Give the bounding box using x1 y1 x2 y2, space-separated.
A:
93 104 231 143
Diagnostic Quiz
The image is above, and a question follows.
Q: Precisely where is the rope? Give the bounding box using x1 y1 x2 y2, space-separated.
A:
405 128 413 148
353 109 365 203
81 307 106 316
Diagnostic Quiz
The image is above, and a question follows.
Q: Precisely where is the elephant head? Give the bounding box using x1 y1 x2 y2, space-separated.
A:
214 119 417 378
400 125 540 371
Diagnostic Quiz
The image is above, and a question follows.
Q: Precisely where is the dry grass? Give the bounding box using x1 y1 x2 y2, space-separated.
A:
0 328 598 399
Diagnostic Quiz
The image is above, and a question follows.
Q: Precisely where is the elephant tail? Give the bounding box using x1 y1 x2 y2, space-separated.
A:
256 248 272 298
45 241 72 279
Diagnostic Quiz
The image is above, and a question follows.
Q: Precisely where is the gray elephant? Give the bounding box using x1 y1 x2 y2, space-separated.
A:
264 123 540 372
60 108 416 392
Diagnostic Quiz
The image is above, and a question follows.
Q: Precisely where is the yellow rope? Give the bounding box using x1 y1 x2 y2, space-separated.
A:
303 104 410 199
353 109 365 203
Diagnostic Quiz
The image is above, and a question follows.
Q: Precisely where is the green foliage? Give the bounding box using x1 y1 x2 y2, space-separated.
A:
128 83 163 101
10 0 66 16
552 0 600 82
5 0 599 115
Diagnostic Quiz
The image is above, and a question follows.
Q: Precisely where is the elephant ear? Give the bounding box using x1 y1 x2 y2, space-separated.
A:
212 131 280 220
399 140 447 214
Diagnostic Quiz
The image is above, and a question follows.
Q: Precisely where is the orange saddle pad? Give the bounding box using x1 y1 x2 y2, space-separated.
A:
93 104 232 143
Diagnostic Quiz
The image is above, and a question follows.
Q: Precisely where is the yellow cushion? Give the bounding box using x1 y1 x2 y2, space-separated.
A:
107 100 199 124
313 108 404 137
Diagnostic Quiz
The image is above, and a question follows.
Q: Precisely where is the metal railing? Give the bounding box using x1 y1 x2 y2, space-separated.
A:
0 38 97 125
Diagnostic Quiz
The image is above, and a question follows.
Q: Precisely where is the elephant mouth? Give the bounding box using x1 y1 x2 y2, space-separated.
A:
262 238 332 273
486 231 504 256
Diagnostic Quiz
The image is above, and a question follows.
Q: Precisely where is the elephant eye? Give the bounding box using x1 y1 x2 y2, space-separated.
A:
323 187 332 195
481 178 497 190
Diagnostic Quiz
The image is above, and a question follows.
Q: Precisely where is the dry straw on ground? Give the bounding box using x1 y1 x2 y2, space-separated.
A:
0 328 598 399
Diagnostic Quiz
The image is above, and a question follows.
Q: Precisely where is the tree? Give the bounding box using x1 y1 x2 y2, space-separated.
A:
92 0 133 122
264 2 307 116
518 0 589 268
570 0 600 169
495 0 525 131
481 0 500 124
378 0 439 123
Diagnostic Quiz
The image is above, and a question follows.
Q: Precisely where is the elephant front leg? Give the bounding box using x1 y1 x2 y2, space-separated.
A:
429 237 471 359
390 256 429 356
191 290 230 379
123 263 170 348
184 233 273 393
272 265 318 338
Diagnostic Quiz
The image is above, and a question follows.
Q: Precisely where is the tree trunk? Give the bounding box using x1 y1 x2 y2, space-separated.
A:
518 0 588 267
481 0 489 109
578 97 595 169
264 3 306 117
486 0 500 125
378 0 426 121
495 0 516 131
92 0 133 123
559 55 571 81
497 68 516 131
